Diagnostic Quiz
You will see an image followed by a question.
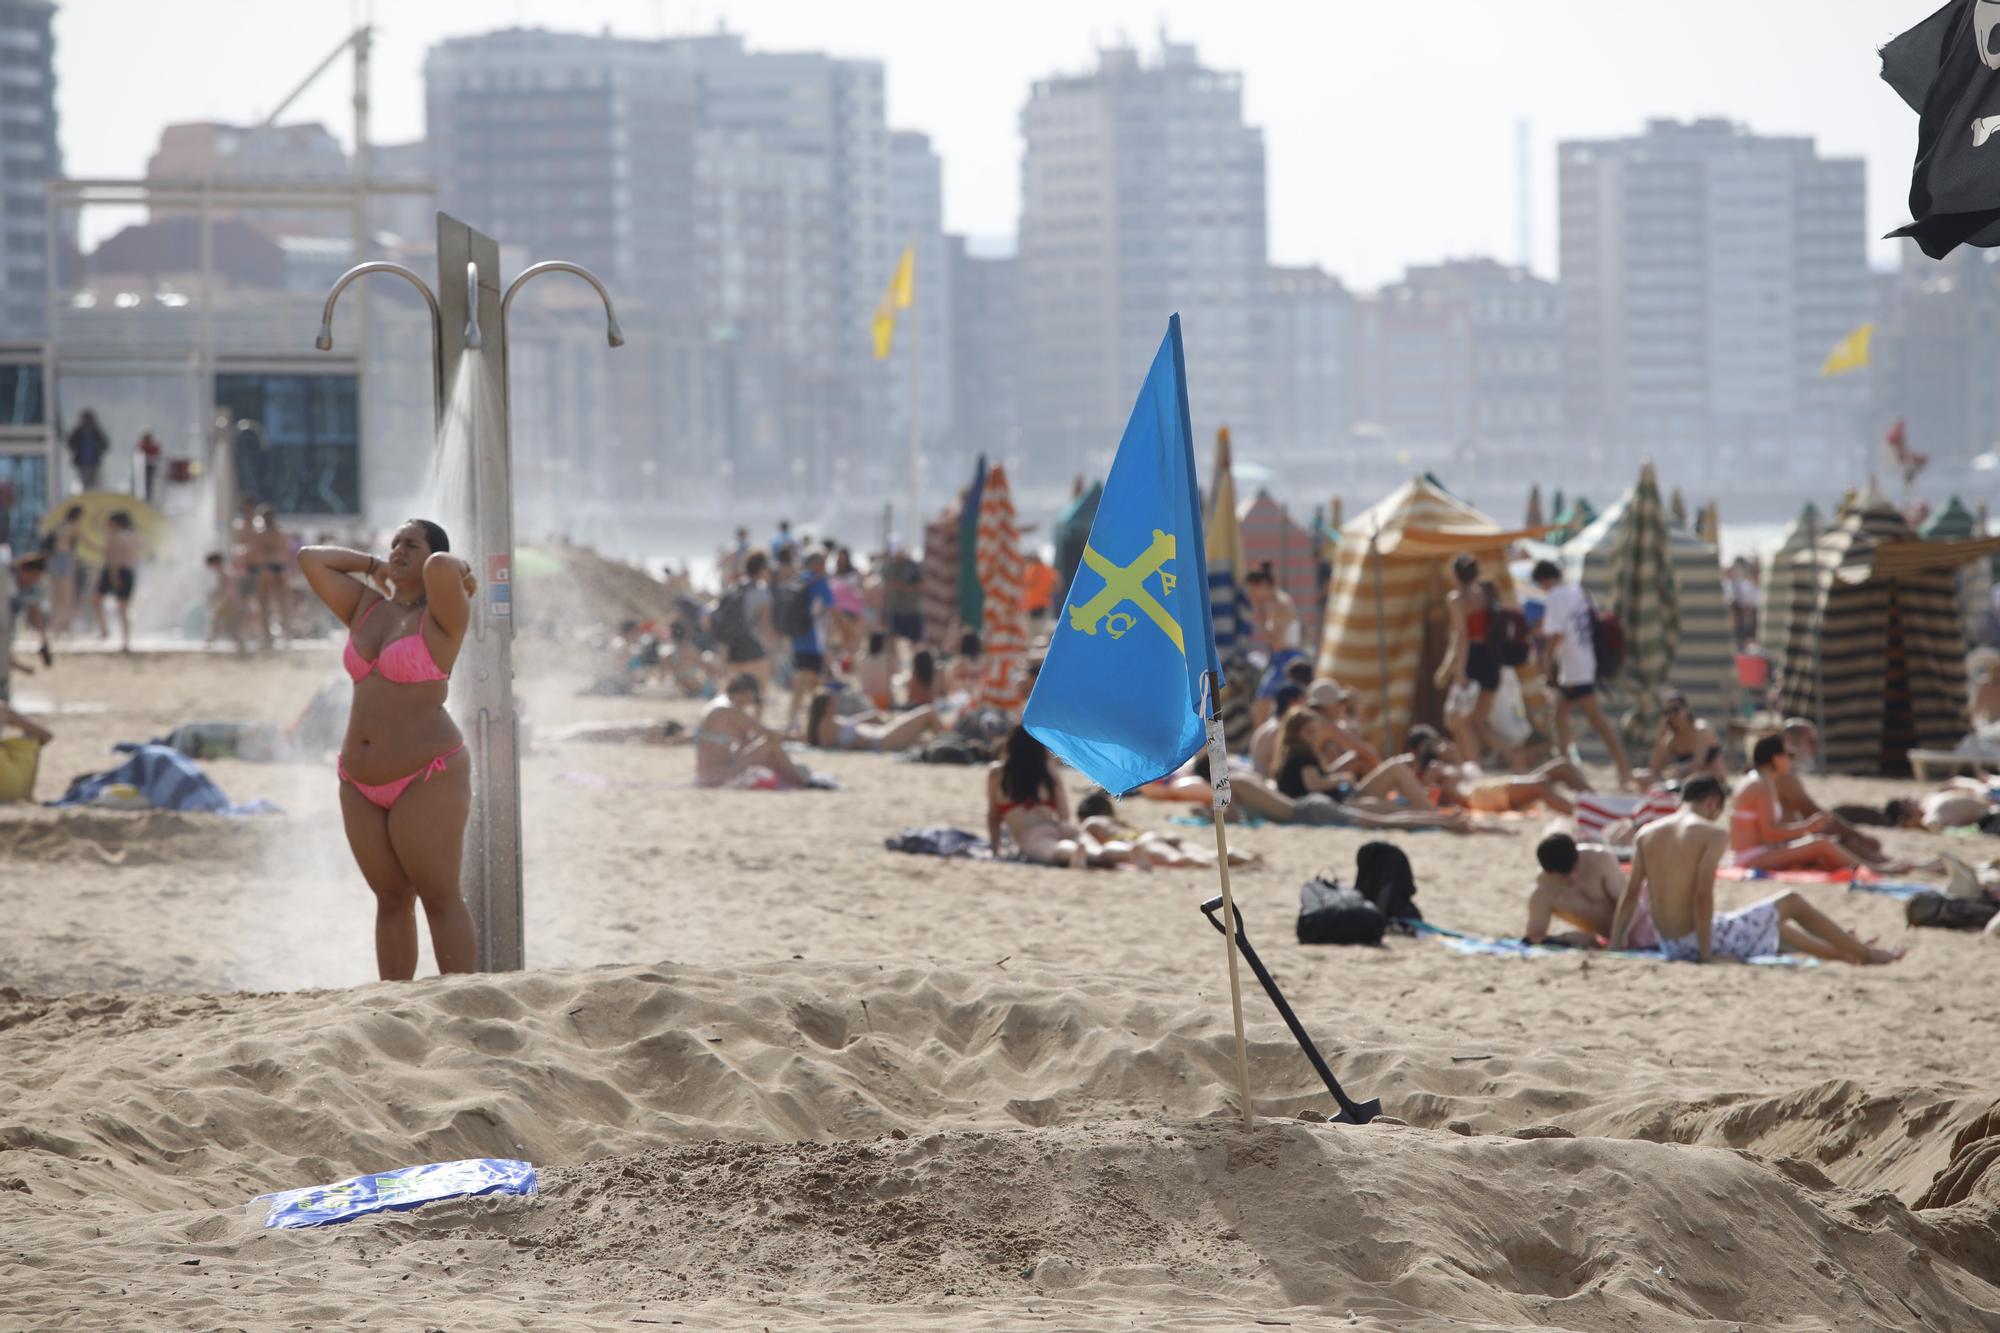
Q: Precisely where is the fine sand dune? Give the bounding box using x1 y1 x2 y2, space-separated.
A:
3 651 1999 1329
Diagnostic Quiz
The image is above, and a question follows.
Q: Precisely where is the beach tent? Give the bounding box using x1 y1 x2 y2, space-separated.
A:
1239 488 1320 645
973 463 1028 713
920 509 960 648
1052 479 1102 607
1524 485 1544 529
1669 488 1689 528
957 455 987 635
1697 501 1720 548
1568 464 1733 750
1777 485 2000 773
1757 503 1820 661
1921 495 1992 648
1547 495 1597 545
1318 476 1550 752
1205 429 1250 652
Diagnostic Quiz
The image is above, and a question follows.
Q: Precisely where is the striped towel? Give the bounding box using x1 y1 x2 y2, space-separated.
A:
1574 789 1680 841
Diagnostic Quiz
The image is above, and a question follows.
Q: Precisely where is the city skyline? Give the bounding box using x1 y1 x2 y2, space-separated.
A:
55 0 1946 289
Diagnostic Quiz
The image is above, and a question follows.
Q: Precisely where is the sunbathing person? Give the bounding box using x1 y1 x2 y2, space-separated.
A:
1249 683 1305 777
804 689 941 753
1730 734 1875 873
696 673 810 789
1528 832 1657 949
1614 776 1903 964
1276 709 1441 810
1305 679 1384 773
986 725 1096 868
1408 724 1586 815
1887 779 2000 832
1646 689 1727 783
1780 720 1941 872
1182 752 1476 833
1074 788 1260 870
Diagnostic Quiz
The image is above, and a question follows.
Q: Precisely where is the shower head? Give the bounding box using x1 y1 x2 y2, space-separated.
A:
314 324 334 352
464 261 483 350
502 260 627 354
606 316 625 349
313 261 442 360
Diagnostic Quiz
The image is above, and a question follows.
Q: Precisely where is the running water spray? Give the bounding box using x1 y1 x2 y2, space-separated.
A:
425 350 508 721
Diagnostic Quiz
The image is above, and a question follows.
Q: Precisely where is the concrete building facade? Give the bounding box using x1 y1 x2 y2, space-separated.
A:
0 0 58 338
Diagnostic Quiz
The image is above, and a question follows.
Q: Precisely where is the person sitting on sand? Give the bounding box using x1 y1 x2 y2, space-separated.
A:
1408 725 1587 816
1304 679 1387 773
804 688 941 754
856 631 895 711
1074 787 1260 870
947 631 983 699
297 519 480 980
1730 734 1876 873
1973 653 2000 729
1528 832 1657 949
1613 776 1903 964
986 725 1095 867
1276 709 1442 811
904 648 937 709
696 673 810 789
1777 720 1940 873
1249 683 1306 777
1646 689 1727 784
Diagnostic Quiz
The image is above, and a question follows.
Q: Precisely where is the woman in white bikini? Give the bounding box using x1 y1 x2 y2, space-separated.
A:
803 689 941 754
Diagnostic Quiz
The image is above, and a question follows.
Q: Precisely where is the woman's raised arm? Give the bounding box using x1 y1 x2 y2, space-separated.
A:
296 545 377 627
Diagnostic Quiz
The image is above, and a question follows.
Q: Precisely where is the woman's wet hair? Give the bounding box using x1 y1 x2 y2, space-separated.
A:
959 631 981 658
725 672 760 700
911 649 935 685
1452 553 1479 584
806 689 836 744
404 518 450 554
998 725 1055 804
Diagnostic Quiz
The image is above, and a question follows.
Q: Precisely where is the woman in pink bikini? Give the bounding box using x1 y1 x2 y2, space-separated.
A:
298 519 478 979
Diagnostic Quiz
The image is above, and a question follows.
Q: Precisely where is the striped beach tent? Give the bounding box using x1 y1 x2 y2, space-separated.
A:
1525 484 1545 529
1921 495 1992 649
1757 503 1820 661
920 509 960 649
1205 429 1250 651
1318 477 1550 753
1052 479 1102 607
1569 465 1733 751
1777 485 2000 773
974 463 1028 713
1239 488 1320 645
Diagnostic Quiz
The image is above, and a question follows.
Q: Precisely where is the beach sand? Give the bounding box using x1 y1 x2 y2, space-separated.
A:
3 647 1998 1329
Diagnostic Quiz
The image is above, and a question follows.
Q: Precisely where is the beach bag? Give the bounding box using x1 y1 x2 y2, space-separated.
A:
1905 891 1999 932
1352 842 1421 926
772 576 814 638
1489 669 1532 748
1588 594 1626 682
1482 582 1532 667
0 736 39 802
709 585 750 646
1296 877 1387 946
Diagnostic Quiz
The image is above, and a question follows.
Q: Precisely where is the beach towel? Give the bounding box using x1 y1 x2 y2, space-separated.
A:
254 1158 536 1229
1716 866 1929 899
1410 921 1816 967
49 743 277 815
1574 789 1680 841
884 826 992 859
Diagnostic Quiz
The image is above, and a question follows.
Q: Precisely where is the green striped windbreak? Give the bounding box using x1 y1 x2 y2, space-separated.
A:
1758 503 1820 666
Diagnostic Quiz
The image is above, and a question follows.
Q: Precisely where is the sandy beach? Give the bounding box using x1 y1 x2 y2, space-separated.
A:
3 645 1998 1330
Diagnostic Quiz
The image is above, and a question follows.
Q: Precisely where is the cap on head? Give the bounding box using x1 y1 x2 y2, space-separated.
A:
1306 680 1346 710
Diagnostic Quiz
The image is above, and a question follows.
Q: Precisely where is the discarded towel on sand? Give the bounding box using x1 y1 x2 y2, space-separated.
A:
50 743 277 815
885 826 994 859
253 1158 536 1229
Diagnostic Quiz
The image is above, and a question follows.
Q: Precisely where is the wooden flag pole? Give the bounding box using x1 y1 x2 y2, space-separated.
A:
1202 672 1256 1130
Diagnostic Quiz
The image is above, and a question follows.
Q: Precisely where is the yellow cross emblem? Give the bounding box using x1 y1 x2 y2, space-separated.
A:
1068 529 1184 654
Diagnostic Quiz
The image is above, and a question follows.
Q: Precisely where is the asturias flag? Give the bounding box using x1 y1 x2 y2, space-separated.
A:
1024 315 1220 794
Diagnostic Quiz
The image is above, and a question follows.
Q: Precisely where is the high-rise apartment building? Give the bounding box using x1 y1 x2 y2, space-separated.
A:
1558 118 1869 474
1262 265 1355 457
0 0 58 338
948 237 1020 475
1019 42 1267 469
885 131 952 476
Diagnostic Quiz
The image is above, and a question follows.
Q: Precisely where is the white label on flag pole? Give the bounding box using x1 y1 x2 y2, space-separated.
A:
1205 716 1232 810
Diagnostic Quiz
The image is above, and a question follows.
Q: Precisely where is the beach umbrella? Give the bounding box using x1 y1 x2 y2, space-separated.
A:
1548 495 1596 545
1669 488 1689 528
36 491 168 564
1205 428 1250 651
1549 488 1566 525
1053 478 1102 607
920 508 959 648
1524 484 1545 528
1697 500 1720 547
973 463 1028 713
1571 463 1681 751
956 455 987 635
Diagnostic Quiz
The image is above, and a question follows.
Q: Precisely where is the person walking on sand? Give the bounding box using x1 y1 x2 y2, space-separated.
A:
1612 776 1903 964
45 504 81 638
1439 554 1516 768
247 504 292 645
297 519 479 979
1532 559 1633 788
95 512 143 653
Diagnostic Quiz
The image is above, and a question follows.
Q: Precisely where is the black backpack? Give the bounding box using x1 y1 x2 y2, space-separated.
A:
709 585 750 644
1906 892 1999 931
772 576 814 638
1296 877 1387 946
1352 841 1421 927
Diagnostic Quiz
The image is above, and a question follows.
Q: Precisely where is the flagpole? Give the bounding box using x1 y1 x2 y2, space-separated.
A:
1202 671 1256 1131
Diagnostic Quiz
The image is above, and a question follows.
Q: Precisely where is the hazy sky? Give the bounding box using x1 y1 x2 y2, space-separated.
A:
56 0 1944 287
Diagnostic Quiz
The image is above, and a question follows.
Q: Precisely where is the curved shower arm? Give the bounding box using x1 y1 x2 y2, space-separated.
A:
501 261 626 347
314 261 443 354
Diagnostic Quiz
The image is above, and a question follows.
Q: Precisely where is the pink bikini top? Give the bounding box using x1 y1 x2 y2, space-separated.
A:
343 598 451 685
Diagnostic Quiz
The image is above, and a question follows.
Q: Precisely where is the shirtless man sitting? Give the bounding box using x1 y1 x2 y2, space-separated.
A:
1527 832 1657 949
695 673 809 789
1409 725 1588 816
1613 776 1903 964
1729 734 1874 873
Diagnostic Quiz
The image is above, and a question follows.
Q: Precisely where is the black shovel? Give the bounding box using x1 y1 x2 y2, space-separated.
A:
1199 895 1382 1125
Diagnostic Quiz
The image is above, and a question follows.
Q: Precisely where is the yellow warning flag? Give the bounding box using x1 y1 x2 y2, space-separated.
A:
871 246 916 360
1819 322 1873 376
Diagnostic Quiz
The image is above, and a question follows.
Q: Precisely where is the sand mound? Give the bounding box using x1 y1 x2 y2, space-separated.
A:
0 808 275 867
518 540 683 639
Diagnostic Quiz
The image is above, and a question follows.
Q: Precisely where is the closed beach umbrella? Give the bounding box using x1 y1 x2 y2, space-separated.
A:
1205 429 1249 651
1698 500 1720 547
920 509 958 648
1524 484 1544 529
1549 488 1565 524
1758 503 1819 662
1570 463 1679 750
1669 488 1689 528
974 464 1028 713
957 455 987 634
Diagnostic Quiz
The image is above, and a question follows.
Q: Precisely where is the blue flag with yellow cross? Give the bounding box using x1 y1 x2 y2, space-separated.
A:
1023 315 1221 794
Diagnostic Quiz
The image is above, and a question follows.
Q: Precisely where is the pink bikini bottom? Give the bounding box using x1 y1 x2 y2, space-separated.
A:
338 743 465 810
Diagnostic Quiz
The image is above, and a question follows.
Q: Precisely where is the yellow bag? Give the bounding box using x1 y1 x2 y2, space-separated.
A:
0 736 40 802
